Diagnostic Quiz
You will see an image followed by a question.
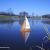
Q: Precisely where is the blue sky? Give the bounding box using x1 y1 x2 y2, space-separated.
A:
0 0 50 15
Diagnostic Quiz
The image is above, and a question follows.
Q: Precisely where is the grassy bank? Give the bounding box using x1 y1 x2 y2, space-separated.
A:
0 15 18 18
0 15 17 23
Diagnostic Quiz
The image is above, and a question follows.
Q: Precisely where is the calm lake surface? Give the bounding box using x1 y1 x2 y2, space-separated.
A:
0 19 50 50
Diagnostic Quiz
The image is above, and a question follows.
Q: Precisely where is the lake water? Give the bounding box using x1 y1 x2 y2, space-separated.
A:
0 19 50 50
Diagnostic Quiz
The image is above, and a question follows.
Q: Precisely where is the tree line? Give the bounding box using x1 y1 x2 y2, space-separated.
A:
0 12 16 16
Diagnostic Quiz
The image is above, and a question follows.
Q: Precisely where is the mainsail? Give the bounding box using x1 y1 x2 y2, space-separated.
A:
25 16 30 29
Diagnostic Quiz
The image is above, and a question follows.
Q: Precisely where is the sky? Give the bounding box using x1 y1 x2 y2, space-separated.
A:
0 0 50 16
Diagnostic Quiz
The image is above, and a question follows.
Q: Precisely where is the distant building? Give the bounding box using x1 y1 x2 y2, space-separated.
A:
19 11 28 16
18 11 28 25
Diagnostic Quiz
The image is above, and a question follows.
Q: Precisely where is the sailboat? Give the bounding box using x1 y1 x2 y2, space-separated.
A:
20 16 30 33
20 16 30 42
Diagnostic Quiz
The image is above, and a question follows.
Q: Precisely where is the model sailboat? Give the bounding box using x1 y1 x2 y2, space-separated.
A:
20 16 30 33
20 16 30 42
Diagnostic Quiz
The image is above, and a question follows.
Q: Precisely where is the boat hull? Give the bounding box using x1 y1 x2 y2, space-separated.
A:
20 29 30 33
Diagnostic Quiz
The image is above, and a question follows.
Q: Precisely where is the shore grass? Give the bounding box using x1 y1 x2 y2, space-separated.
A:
0 15 12 18
0 15 50 23
0 15 17 23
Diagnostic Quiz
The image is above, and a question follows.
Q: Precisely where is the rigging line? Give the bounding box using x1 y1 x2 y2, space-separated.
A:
43 24 50 36
42 24 50 41
36 45 45 50
0 47 10 49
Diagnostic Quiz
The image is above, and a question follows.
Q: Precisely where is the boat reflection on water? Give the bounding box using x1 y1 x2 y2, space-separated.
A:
25 32 30 43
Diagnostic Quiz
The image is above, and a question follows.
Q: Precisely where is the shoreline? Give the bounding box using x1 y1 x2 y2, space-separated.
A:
0 18 16 23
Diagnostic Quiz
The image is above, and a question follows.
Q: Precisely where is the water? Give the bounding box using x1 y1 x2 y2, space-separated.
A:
0 19 50 50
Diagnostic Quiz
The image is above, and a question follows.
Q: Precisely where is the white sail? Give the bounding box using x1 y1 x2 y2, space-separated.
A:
25 16 30 29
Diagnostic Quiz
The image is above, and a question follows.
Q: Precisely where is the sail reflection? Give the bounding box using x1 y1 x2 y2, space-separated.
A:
25 32 30 43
